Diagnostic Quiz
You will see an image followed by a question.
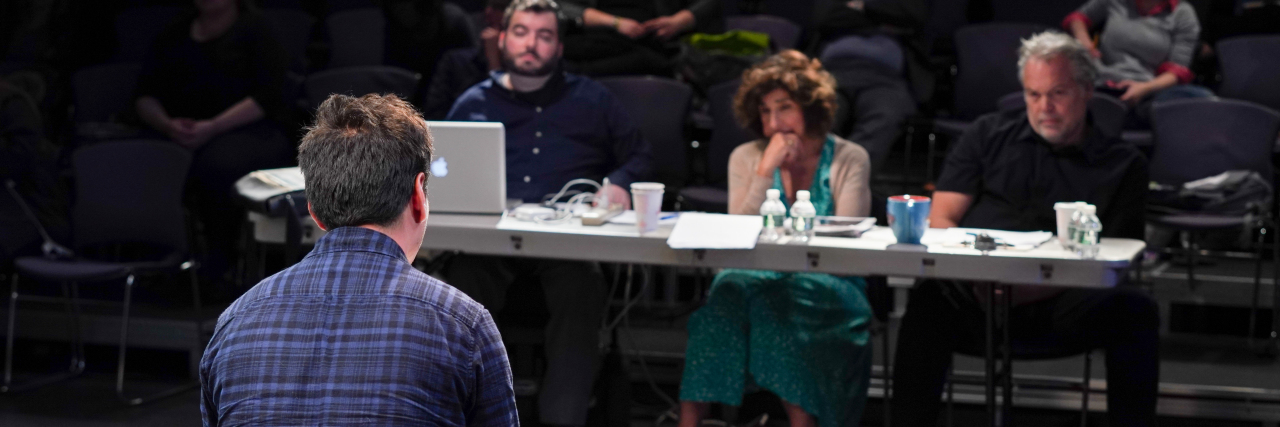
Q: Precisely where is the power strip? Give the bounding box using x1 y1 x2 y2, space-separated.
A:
581 204 625 226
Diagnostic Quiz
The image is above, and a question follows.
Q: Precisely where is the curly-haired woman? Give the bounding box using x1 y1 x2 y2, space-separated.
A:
677 50 873 427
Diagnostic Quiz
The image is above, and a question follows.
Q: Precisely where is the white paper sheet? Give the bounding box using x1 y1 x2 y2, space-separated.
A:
666 213 763 249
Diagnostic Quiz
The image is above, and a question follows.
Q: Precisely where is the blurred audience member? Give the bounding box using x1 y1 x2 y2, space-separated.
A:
202 93 517 426
812 0 930 172
1064 0 1213 125
1 0 61 63
0 77 66 268
679 51 873 427
424 0 512 120
891 32 1157 427
445 1 653 425
134 0 293 288
560 0 723 76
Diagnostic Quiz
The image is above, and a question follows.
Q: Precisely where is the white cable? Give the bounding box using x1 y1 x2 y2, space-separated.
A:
506 178 603 224
597 264 678 414
604 264 649 332
542 178 601 207
601 265 624 332
623 293 679 411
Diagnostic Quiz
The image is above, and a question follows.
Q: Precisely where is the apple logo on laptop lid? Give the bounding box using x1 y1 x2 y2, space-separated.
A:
431 156 448 178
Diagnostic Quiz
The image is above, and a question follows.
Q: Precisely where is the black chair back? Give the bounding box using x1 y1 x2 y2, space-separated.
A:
598 76 694 190
760 0 817 30
326 0 378 13
445 0 486 12
326 7 385 68
923 0 969 51
264 8 317 72
114 6 185 62
70 141 192 255
707 78 755 185
953 23 1048 120
1088 93 1127 138
1217 35 1280 112
72 63 142 124
991 0 1087 28
261 0 307 8
303 66 421 109
1150 98 1280 186
726 15 802 50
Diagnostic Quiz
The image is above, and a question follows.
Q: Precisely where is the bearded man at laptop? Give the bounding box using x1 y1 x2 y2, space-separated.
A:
443 0 653 425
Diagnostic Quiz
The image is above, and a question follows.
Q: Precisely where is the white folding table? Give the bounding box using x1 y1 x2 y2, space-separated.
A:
249 212 1145 425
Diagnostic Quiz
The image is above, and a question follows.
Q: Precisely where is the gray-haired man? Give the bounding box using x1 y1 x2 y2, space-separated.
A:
890 32 1156 426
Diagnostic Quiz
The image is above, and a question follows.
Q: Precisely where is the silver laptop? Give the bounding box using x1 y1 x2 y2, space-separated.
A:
425 121 507 214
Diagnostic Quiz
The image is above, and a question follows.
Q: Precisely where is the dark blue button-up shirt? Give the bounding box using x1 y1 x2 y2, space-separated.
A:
200 227 517 427
446 70 653 203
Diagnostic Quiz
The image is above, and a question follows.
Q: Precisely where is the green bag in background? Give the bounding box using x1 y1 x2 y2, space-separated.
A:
677 30 771 95
685 30 771 56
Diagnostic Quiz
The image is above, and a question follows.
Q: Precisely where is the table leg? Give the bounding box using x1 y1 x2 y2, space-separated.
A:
1271 225 1280 356
1002 284 1013 426
986 283 997 427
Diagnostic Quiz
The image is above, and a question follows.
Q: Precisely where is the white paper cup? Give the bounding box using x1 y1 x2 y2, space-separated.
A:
1054 201 1082 246
630 182 665 233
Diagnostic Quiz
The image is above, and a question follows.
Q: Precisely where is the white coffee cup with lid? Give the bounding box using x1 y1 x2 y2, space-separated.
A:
630 182 665 233
1053 201 1086 246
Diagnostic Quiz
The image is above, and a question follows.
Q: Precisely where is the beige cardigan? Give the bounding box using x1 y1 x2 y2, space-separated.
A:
728 135 872 217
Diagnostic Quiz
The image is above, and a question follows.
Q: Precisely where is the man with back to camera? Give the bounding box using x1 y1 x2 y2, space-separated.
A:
200 94 517 426
444 0 653 425
890 32 1159 426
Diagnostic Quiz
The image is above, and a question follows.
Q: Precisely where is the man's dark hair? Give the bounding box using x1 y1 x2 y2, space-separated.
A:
298 94 433 229
501 0 565 38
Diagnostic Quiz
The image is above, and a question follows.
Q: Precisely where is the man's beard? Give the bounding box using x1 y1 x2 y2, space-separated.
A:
501 49 559 77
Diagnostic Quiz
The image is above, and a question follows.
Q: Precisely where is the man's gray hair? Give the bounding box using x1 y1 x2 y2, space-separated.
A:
1017 31 1097 90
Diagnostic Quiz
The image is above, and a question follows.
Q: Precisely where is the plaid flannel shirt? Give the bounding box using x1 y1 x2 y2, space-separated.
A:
200 227 517 426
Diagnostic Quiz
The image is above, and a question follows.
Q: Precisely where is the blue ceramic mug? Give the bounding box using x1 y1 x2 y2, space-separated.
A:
887 195 931 245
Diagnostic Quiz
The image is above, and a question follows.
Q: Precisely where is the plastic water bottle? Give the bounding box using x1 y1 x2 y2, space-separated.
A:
1065 201 1088 253
790 190 817 244
1072 204 1102 259
759 189 787 242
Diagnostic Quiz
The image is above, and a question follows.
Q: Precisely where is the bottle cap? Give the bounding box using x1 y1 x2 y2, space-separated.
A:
796 190 810 201
1081 204 1096 214
766 189 780 199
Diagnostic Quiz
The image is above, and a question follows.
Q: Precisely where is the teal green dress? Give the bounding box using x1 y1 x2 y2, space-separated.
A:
680 137 872 427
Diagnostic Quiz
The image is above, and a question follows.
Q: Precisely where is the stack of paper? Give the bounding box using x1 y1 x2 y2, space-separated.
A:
250 167 306 191
666 213 764 249
921 227 1054 250
235 167 306 205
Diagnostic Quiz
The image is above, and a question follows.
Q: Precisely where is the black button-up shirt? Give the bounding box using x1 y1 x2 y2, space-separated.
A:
446 70 653 203
935 108 1148 239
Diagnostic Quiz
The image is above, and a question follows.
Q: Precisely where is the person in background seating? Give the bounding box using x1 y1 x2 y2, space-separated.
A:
444 1 653 425
679 50 874 427
891 31 1157 427
134 0 293 292
1064 0 1213 125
